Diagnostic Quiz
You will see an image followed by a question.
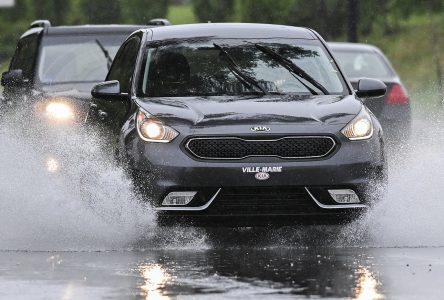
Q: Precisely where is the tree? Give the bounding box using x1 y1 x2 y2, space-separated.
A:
347 0 358 42
122 0 168 24
0 0 34 63
388 0 443 103
192 0 234 22
240 0 293 24
32 0 70 25
286 0 347 40
79 0 122 24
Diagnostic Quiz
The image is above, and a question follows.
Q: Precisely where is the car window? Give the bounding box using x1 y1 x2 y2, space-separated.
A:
37 34 127 84
332 50 394 79
10 34 40 80
107 36 141 93
140 38 346 97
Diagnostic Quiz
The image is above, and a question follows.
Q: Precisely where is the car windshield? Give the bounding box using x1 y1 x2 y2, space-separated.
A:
38 34 126 84
332 50 394 79
140 38 347 97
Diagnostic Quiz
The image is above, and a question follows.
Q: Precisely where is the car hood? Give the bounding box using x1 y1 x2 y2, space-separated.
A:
40 82 97 94
135 95 362 127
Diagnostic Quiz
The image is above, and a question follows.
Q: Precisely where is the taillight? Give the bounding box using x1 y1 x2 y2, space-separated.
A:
386 84 409 105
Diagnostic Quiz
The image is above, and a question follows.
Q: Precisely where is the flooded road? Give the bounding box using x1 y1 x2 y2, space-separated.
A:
1 107 444 299
0 247 443 299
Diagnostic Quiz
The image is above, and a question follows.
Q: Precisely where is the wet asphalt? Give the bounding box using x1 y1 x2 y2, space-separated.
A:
0 246 443 299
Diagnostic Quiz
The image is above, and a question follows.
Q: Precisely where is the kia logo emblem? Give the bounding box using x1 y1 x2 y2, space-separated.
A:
255 172 270 180
251 126 270 132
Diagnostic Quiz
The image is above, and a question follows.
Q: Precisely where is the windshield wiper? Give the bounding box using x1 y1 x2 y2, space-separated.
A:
213 43 267 95
254 43 330 95
95 39 113 70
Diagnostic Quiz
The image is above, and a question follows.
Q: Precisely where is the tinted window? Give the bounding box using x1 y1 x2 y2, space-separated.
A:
140 38 346 97
107 36 141 93
333 50 394 79
10 34 40 80
38 34 128 84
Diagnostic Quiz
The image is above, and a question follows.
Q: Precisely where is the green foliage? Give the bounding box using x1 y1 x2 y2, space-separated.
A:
388 0 443 17
0 20 28 64
363 13 444 112
167 4 197 24
78 0 122 24
286 0 347 40
239 0 293 24
121 0 168 24
192 0 234 22
0 0 34 64
32 0 70 25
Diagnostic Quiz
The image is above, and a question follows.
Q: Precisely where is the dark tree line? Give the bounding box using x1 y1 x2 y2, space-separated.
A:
191 0 442 42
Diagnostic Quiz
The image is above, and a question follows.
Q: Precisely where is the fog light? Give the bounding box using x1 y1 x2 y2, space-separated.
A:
162 191 197 206
328 189 360 204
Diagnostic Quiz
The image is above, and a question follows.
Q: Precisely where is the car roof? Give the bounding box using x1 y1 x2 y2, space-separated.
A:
46 25 151 35
21 24 151 38
145 23 317 40
327 42 381 52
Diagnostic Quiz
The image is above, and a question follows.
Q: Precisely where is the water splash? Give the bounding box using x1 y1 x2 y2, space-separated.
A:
353 116 444 247
1 103 443 250
0 107 155 251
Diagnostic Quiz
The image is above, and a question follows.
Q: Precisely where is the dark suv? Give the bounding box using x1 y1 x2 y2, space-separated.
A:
88 23 387 226
1 19 169 123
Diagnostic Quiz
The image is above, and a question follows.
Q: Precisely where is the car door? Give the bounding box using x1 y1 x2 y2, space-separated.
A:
90 35 142 135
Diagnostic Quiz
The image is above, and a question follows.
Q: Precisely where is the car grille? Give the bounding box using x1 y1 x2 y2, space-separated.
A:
185 136 336 160
206 187 319 215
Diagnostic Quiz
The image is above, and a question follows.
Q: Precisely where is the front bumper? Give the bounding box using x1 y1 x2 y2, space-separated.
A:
126 125 385 224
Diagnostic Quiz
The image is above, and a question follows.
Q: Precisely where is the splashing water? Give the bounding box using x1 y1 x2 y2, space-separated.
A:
1 103 443 250
354 116 444 247
0 106 157 251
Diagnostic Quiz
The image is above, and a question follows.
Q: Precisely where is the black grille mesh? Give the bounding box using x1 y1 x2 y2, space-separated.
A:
186 137 335 159
207 186 318 215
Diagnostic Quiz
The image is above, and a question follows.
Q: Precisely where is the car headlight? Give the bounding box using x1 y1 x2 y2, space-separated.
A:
341 107 374 140
45 101 75 122
136 109 178 143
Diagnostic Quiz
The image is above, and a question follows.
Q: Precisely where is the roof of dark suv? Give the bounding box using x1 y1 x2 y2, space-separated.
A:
21 24 153 39
144 23 318 40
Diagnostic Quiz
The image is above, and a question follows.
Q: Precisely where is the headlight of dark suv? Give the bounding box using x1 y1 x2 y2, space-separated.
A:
341 107 374 140
136 108 179 143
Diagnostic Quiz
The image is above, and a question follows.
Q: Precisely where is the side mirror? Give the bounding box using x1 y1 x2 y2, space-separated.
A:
1 69 24 87
355 78 387 98
91 80 127 100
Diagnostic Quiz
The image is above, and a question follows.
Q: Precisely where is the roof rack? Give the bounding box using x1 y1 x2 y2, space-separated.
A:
147 18 171 26
29 20 51 29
